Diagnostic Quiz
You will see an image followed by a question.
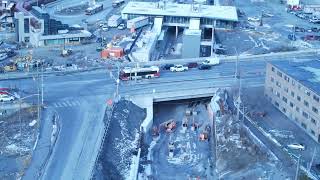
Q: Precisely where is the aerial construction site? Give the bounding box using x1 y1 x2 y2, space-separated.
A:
1 0 320 179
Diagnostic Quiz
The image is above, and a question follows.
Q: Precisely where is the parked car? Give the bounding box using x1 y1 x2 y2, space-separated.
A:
0 92 15 102
248 16 260 22
198 64 212 70
296 13 307 19
170 64 188 72
311 27 319 32
309 17 320 23
162 64 174 70
287 143 305 150
294 27 305 32
102 26 109 31
187 62 198 68
117 23 126 30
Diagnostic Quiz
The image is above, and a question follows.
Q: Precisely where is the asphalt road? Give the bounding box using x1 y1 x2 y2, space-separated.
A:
0 59 311 179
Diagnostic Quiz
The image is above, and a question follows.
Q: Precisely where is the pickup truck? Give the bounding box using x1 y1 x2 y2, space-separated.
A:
170 64 188 72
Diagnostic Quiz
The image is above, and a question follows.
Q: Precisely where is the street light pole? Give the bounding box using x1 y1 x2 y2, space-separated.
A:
41 60 44 106
234 47 239 79
295 155 301 180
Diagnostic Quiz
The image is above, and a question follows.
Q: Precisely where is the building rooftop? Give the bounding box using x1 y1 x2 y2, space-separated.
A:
270 60 320 95
32 6 47 14
122 1 238 22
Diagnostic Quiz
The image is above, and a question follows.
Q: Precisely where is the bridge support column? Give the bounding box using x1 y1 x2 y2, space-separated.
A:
211 27 215 56
175 26 178 39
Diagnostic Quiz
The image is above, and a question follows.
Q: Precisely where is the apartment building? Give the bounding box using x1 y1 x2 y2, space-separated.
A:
264 60 320 143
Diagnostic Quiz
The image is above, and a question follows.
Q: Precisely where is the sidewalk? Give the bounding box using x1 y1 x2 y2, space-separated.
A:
23 108 54 180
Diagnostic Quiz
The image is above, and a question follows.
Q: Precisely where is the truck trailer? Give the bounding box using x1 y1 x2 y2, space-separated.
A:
108 15 122 27
127 16 149 30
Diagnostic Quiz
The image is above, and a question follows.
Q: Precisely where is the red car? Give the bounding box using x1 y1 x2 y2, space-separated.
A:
187 62 198 68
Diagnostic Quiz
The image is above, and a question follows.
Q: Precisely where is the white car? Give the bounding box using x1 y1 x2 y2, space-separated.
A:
248 16 260 22
0 93 15 102
170 65 188 72
287 143 305 150
101 26 109 31
117 24 126 30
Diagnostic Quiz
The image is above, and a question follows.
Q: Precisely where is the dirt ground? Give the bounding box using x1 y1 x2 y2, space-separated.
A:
148 101 214 180
0 106 39 179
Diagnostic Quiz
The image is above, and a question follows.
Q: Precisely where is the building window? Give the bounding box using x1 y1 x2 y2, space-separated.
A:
311 130 315 136
277 71 282 77
311 118 317 125
297 96 301 101
291 91 295 97
276 81 281 88
275 101 279 107
276 91 280 98
271 66 275 72
284 75 290 82
271 77 274 82
284 87 288 93
296 107 300 112
282 107 286 113
313 95 319 102
304 100 309 107
292 80 295 86
290 102 294 108
301 122 307 129
298 84 302 90
306 91 311 96
312 107 318 114
302 111 309 119
282 96 287 103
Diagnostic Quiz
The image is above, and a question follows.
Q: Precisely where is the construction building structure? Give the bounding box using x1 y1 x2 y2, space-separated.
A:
14 6 91 46
121 1 238 58
265 60 320 143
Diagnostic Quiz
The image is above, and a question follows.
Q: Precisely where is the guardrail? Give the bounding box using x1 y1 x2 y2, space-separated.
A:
1 49 318 81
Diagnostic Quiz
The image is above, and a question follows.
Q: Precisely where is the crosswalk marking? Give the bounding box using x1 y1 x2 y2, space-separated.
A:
52 99 82 108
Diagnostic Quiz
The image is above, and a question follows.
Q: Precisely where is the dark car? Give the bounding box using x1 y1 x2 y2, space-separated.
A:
162 64 174 70
187 62 198 68
198 64 211 70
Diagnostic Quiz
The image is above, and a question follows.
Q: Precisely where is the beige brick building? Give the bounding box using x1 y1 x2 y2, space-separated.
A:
264 61 320 143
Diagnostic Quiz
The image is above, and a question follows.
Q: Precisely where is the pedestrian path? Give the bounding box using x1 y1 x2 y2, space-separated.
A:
52 98 81 108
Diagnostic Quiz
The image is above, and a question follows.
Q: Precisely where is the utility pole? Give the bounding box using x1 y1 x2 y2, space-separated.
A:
295 155 301 180
41 59 44 106
234 47 239 79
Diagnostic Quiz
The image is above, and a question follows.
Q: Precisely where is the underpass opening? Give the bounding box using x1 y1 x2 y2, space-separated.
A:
139 96 215 179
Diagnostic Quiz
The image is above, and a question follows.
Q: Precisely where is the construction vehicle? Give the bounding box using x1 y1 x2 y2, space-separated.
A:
61 49 72 57
4 63 17 72
152 126 159 136
199 125 211 141
161 119 176 133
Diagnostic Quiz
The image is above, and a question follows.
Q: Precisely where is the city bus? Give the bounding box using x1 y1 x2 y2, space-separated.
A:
120 66 160 80
85 4 103 15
